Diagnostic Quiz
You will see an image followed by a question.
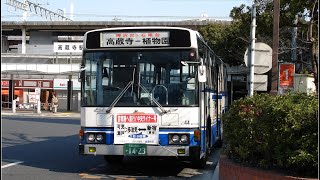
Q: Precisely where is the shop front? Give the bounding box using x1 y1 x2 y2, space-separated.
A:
53 79 81 112
1 80 23 108
1 79 53 110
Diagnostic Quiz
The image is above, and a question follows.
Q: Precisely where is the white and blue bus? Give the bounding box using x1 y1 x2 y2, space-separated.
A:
78 26 228 167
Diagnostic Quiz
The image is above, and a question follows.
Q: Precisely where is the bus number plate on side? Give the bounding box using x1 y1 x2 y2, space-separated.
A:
123 144 147 156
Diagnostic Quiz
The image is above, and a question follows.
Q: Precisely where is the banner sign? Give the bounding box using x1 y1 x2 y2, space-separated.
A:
1 80 53 89
279 63 295 94
100 31 170 47
53 79 81 90
114 113 159 145
279 63 295 87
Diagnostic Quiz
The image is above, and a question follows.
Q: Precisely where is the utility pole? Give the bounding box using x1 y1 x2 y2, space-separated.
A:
292 15 298 71
249 2 257 97
270 0 280 95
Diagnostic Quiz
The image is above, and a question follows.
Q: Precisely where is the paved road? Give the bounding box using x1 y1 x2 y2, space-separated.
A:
2 115 220 180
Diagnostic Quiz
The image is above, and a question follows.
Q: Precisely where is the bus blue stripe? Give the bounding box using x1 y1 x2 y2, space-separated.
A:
81 127 201 146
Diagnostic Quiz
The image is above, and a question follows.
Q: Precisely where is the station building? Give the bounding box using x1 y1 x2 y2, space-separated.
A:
2 20 239 111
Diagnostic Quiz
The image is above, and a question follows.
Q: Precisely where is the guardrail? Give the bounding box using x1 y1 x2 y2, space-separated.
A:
1 100 41 113
16 102 37 110
2 102 52 109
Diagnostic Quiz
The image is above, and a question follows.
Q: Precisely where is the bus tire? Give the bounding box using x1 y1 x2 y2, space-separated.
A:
192 155 207 169
214 126 223 148
190 147 207 169
206 118 212 155
104 155 123 164
214 137 223 148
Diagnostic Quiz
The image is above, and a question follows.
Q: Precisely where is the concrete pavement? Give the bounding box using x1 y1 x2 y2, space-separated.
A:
1 108 220 179
1 109 81 118
212 162 219 180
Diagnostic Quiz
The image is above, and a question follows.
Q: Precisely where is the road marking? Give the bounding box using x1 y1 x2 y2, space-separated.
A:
177 168 202 177
207 161 213 165
79 173 148 179
79 173 101 179
1 161 23 169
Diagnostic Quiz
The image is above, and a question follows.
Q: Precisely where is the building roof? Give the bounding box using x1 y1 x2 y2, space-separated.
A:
2 20 230 36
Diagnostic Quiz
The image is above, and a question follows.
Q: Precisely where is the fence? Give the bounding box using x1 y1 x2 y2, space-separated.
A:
2 100 41 113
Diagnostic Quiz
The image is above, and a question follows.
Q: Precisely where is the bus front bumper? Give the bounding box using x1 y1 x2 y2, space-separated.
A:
79 144 191 157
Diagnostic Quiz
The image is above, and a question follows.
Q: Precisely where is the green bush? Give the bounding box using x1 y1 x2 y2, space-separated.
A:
222 92 318 177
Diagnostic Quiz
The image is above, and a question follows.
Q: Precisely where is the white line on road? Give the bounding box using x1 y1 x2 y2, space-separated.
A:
1 161 23 169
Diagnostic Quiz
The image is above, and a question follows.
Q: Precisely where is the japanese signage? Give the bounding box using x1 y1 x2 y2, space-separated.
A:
53 42 83 53
53 79 81 90
28 92 40 103
279 63 295 87
279 63 295 94
100 31 170 47
114 113 159 145
1 80 9 87
1 80 53 89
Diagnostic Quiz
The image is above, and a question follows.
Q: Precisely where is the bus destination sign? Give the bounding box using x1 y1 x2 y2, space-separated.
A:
100 31 170 47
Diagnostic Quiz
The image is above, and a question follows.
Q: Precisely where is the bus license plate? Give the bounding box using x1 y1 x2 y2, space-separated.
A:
123 144 147 156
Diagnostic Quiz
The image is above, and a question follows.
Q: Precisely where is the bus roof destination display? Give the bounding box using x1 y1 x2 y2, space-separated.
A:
100 31 170 47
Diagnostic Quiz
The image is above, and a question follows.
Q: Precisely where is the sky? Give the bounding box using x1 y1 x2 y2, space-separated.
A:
1 0 252 21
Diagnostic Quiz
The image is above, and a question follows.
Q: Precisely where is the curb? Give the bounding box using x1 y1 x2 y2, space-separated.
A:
1 112 80 118
219 155 318 180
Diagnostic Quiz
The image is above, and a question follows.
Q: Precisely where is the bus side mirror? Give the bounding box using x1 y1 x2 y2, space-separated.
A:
198 65 207 82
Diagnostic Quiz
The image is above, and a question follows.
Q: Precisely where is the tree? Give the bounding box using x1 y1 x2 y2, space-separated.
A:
199 22 248 66
200 0 318 92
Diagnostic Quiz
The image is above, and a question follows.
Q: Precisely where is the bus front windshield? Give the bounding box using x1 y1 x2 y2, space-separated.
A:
81 50 199 107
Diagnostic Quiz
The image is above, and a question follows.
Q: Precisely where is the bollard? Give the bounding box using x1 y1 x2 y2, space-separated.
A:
12 100 16 113
37 100 41 114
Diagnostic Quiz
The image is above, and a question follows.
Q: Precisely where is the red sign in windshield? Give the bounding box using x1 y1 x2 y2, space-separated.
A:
116 114 157 123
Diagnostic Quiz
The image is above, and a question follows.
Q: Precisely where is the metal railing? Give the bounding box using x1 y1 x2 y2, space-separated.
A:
16 102 37 110
2 100 41 113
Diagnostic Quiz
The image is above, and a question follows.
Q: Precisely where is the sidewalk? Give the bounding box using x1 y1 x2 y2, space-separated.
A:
212 162 219 180
1 109 80 118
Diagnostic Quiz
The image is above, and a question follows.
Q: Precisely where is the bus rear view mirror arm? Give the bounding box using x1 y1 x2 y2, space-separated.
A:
198 65 207 82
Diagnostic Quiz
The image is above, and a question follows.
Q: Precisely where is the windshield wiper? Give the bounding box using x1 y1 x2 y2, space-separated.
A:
139 83 172 115
106 81 133 114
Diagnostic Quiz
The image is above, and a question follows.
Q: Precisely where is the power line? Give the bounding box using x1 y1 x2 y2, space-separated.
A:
5 0 72 21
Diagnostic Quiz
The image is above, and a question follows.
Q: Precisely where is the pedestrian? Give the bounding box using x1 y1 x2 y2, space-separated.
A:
15 96 20 108
51 93 59 113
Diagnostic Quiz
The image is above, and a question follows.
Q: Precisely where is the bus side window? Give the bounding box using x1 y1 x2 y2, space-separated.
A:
103 67 109 78
86 76 91 86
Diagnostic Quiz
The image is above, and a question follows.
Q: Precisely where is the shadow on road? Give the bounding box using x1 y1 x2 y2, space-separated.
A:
2 116 80 125
2 115 220 179
2 134 102 173
2 133 220 179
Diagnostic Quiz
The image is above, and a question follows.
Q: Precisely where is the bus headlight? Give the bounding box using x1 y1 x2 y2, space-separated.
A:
87 134 95 142
180 135 188 143
169 134 190 144
172 135 180 143
96 134 104 142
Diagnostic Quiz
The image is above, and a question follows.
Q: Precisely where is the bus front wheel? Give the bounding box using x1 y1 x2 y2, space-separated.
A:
190 147 207 168
192 155 207 168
